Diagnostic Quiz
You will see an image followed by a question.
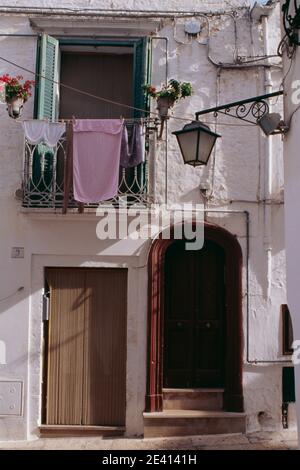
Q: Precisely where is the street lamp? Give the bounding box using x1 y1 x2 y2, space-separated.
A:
173 91 286 167
172 121 221 167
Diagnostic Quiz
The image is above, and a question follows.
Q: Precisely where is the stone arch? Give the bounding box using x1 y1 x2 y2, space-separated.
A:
145 221 244 412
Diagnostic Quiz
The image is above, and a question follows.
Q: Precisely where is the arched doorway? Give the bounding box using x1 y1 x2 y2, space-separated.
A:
146 222 244 413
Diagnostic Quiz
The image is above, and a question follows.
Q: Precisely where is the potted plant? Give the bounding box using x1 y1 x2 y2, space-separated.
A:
0 74 35 119
143 79 192 137
143 79 192 116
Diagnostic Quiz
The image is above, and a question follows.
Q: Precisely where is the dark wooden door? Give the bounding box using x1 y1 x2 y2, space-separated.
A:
44 268 127 426
164 240 226 388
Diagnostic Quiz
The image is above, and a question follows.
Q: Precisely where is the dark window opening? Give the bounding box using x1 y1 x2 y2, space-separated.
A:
282 304 294 355
59 48 134 119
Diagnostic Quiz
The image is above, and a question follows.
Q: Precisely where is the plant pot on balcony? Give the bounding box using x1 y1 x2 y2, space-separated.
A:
6 96 24 119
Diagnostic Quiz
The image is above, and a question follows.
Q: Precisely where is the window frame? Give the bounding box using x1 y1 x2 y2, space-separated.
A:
34 36 149 119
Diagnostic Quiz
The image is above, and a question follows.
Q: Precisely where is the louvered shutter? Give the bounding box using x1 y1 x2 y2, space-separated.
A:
36 34 59 121
133 37 148 118
31 34 60 207
130 38 149 194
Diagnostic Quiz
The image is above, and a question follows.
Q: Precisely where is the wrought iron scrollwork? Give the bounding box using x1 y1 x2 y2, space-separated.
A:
282 0 300 46
213 99 270 124
195 91 283 126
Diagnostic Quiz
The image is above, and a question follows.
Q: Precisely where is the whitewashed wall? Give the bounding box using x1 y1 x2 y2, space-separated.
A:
0 0 293 440
280 0 300 447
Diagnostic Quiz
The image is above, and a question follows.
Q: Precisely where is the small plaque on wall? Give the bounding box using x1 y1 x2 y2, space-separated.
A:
11 247 24 259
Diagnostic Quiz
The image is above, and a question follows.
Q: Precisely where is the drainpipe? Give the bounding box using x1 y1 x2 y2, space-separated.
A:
262 14 273 301
150 37 169 205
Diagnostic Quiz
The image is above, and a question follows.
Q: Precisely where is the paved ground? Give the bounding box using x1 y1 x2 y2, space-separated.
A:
0 431 298 450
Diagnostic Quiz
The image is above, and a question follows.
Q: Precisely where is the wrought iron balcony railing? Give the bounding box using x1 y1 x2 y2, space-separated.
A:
21 124 153 210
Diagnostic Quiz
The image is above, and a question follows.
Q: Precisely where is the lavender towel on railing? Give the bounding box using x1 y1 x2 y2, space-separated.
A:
120 122 145 168
72 119 123 203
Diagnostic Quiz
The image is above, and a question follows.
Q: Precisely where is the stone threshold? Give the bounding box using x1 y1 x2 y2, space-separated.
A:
39 425 125 438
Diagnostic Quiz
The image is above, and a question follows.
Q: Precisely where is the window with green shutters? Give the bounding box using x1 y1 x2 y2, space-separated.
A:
25 34 150 208
34 34 149 121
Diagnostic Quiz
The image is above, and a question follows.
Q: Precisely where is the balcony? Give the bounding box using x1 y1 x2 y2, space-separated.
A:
21 122 154 211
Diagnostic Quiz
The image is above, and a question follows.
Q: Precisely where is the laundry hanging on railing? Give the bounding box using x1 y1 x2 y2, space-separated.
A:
72 119 123 204
63 121 84 214
22 118 148 212
22 120 66 147
120 122 145 168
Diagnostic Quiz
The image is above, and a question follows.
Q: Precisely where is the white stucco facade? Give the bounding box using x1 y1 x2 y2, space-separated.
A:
0 0 295 441
280 0 300 446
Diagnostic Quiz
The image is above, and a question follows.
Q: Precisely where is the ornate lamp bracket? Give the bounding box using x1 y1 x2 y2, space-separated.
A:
195 91 284 128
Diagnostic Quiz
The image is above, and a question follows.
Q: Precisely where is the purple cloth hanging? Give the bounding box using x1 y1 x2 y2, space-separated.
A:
120 122 145 168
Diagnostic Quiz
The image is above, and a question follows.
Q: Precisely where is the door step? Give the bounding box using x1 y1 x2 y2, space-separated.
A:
39 425 125 438
163 388 224 411
143 410 246 438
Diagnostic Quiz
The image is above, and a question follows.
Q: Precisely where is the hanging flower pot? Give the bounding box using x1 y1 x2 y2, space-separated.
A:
6 96 24 119
143 79 193 139
0 74 35 120
156 96 175 120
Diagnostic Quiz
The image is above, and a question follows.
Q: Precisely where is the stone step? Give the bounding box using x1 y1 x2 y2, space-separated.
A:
39 425 125 438
143 410 246 438
163 388 224 411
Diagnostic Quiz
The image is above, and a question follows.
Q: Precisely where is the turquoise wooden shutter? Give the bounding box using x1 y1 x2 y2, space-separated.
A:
131 38 150 198
30 34 60 208
133 38 148 118
36 34 59 121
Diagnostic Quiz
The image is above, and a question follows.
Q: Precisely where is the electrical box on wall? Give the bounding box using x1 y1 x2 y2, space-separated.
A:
0 381 23 416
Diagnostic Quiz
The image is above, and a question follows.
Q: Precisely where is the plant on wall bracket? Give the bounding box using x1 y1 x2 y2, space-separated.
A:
0 74 35 119
143 79 192 138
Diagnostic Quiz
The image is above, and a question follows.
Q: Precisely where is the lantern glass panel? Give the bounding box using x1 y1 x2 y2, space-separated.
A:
176 128 200 165
197 132 217 165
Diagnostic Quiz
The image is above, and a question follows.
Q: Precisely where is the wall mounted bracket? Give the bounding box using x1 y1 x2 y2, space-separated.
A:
195 90 285 133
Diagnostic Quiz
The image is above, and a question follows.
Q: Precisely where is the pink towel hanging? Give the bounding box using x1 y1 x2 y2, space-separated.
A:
72 119 123 204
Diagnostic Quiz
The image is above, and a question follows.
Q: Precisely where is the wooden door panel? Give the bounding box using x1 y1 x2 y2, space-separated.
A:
194 241 225 387
194 370 223 387
45 268 85 425
164 240 226 389
164 242 195 387
164 322 193 388
44 268 127 427
165 247 195 321
195 329 224 387
82 269 127 426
